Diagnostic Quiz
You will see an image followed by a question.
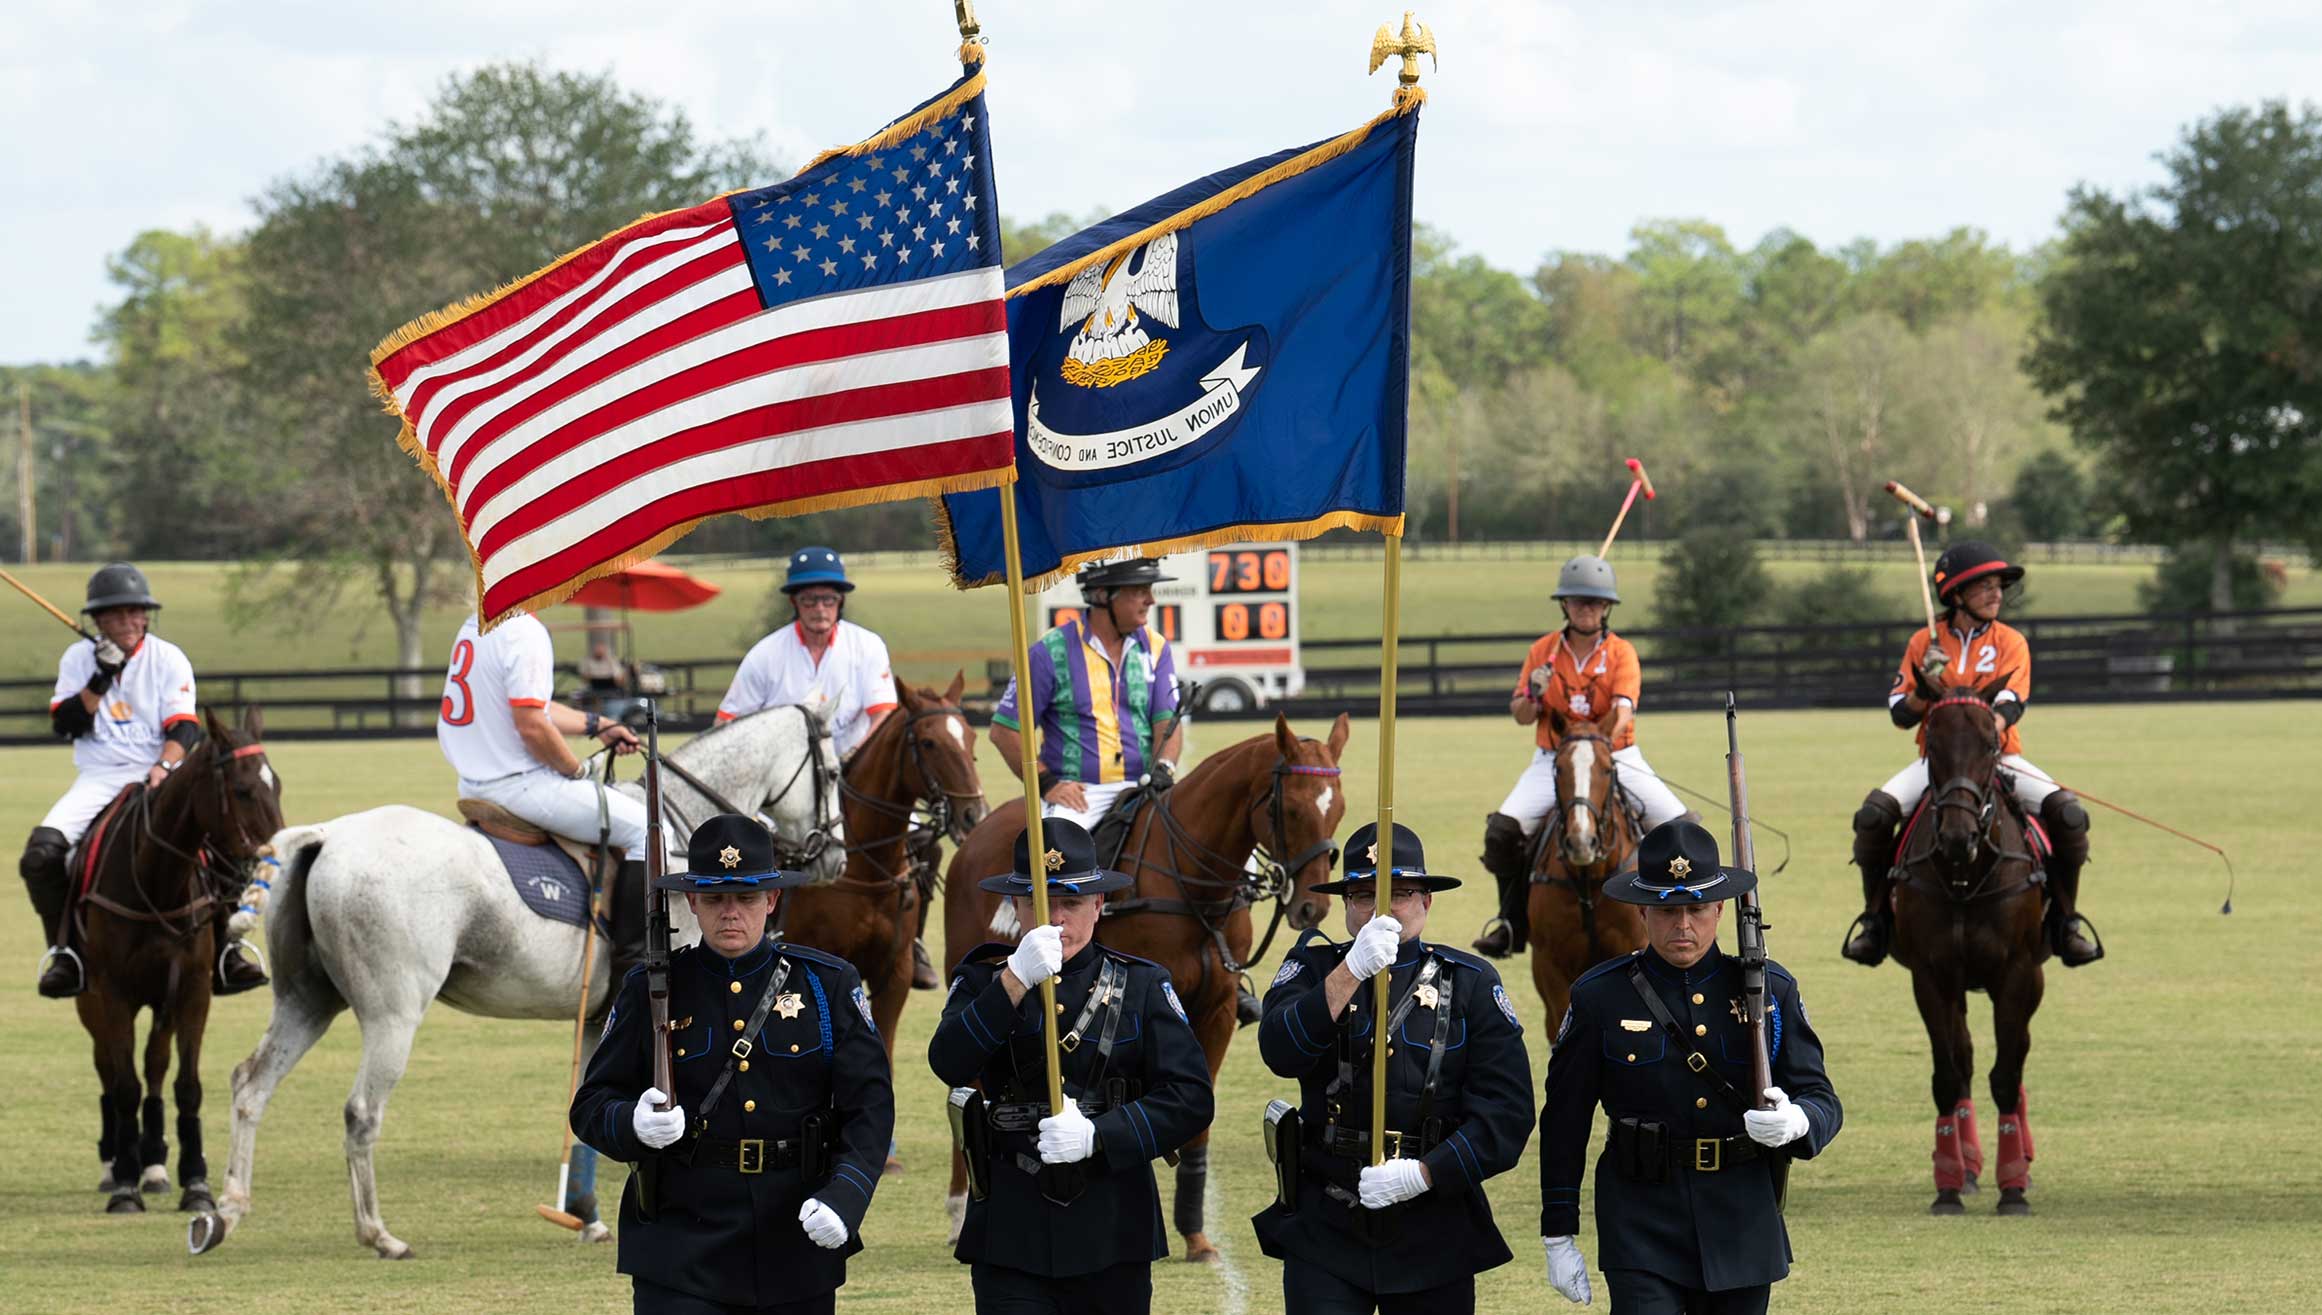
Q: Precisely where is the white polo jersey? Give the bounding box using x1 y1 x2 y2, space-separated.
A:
49 636 197 773
718 619 898 758
437 612 557 784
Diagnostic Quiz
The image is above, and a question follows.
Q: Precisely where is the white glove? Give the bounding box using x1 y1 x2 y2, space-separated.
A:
1743 1086 1812 1148
798 1197 849 1249
93 637 126 671
631 1088 686 1150
1007 923 1064 989
1544 1235 1593 1304
1344 915 1403 980
1036 1102 1098 1164
1357 1159 1429 1208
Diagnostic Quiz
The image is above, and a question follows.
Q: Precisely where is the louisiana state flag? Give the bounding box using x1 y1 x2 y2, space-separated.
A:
938 94 1420 588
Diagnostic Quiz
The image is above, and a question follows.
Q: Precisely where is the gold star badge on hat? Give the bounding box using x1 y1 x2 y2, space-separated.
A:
1044 848 1065 872
718 845 743 870
1668 855 1692 879
1366 843 1379 864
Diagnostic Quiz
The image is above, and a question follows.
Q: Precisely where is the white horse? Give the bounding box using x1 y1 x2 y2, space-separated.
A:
191 706 843 1260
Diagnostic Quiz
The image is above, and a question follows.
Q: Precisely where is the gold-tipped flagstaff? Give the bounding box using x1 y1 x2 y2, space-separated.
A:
1369 10 1437 104
955 0 986 67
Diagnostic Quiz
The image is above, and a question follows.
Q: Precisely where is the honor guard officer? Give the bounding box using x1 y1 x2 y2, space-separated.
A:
572 814 896 1315
21 563 266 998
1253 823 1536 1315
1538 821 1841 1315
929 818 1214 1315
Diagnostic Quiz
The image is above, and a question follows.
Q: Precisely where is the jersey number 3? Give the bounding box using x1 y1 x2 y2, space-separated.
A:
442 638 477 726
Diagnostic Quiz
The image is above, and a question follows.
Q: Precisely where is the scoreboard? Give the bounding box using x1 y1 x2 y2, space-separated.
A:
1036 542 1305 712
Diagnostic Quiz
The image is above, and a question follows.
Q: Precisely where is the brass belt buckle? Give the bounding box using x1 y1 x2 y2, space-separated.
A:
1693 1138 1721 1172
738 1138 765 1174
1381 1129 1405 1160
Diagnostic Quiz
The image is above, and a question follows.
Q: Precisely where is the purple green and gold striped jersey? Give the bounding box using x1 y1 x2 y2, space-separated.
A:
992 618 1179 785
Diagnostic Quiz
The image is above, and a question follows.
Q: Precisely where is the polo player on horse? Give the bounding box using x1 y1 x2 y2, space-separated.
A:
1842 541 2103 969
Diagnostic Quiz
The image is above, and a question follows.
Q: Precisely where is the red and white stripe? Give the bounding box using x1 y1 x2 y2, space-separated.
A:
373 197 1013 621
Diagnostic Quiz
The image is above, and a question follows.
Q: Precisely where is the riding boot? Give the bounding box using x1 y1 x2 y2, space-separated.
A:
910 858 940 989
22 827 84 998
1842 792 1904 967
911 941 940 990
606 859 650 983
1235 976 1262 1027
211 893 270 996
1470 813 1531 960
2039 793 2102 966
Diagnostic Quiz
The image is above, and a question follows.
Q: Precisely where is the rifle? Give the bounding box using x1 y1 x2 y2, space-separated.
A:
635 701 675 1220
1724 692 1788 1212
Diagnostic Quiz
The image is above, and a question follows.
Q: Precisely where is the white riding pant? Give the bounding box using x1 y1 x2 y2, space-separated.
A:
461 768 650 856
1040 780 1136 833
1497 745 1687 836
1878 754 2060 814
40 765 152 844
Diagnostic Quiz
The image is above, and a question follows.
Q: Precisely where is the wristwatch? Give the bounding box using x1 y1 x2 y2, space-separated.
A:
585 711 602 737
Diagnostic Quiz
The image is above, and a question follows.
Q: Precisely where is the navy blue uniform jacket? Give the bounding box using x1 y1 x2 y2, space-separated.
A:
1539 945 1840 1291
571 938 895 1307
929 939 1215 1277
1252 930 1536 1295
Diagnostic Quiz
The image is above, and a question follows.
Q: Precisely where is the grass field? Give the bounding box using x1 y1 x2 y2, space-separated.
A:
4 704 2318 1314
3 553 2316 695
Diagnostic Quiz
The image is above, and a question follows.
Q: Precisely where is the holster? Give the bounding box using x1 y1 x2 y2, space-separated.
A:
799 1110 833 1184
949 1087 992 1201
1612 1117 1670 1184
1263 1100 1301 1215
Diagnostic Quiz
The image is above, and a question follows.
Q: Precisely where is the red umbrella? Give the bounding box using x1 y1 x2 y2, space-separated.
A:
564 560 721 612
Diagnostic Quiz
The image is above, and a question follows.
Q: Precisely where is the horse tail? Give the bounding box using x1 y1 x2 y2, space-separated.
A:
255 826 328 988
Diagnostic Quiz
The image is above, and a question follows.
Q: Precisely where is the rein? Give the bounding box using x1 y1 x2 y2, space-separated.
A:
82 739 272 943
651 705 842 869
1900 696 2037 907
1533 732 1638 963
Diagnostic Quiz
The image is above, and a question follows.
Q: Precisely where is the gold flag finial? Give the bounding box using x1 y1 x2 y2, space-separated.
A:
1368 11 1437 89
955 0 986 64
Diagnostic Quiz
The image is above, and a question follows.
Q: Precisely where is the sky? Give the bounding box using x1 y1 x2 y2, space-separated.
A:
6 0 2321 365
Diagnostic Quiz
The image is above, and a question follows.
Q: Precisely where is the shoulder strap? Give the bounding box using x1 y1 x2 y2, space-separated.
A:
1413 957 1456 1131
1625 963 1751 1113
692 957 790 1136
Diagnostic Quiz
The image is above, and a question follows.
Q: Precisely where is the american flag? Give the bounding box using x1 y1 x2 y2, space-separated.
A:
369 74 1012 626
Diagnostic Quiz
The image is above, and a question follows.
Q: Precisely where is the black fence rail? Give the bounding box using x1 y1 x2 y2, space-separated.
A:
5 608 2318 744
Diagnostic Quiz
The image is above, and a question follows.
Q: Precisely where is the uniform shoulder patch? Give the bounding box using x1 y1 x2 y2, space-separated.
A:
853 982 877 1031
1271 959 1304 987
1161 980 1188 1022
1493 983 1522 1029
1554 1006 1573 1044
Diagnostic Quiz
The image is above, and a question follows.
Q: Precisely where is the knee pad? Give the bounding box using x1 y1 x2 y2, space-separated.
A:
1854 794 1902 833
2041 792 2088 833
19 827 68 882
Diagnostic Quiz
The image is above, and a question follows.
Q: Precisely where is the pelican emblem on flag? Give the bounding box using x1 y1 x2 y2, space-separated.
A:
1060 233 1179 388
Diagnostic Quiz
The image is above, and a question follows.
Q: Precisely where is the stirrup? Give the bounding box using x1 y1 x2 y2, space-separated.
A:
1840 913 1889 968
1234 983 1262 1028
1470 917 1517 960
215 938 271 995
2055 914 2105 968
37 945 86 999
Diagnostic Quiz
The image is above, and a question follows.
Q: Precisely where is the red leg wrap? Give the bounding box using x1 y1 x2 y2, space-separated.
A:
1955 1099 1984 1181
1932 1114 1966 1191
1996 1113 2031 1190
2014 1087 2035 1161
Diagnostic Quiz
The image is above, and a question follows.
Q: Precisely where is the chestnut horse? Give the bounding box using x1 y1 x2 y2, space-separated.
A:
74 706 283 1214
783 674 987 1056
940 711 1351 1261
1888 669 2046 1216
1526 709 1647 1034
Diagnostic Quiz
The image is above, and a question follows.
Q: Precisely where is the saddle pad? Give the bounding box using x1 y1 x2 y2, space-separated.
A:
472 825 592 928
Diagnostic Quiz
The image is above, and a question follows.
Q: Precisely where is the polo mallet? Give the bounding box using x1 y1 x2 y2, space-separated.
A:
0 566 96 641
1596 458 1657 558
1885 481 1940 642
537 770 610 1232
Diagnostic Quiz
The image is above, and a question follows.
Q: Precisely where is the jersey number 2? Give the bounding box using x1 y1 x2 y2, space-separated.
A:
1974 644 1997 674
442 639 476 726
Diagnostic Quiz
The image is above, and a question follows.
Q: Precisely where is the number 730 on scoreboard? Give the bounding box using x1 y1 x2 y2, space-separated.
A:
1038 542 1307 716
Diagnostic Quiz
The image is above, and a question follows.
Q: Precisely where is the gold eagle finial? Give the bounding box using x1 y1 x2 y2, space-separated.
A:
1369 11 1437 87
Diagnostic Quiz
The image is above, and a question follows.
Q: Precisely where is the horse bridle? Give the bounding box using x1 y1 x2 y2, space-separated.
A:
1542 731 1625 867
87 739 276 943
1907 695 2034 902
1534 731 1637 962
652 705 843 869
833 702 985 890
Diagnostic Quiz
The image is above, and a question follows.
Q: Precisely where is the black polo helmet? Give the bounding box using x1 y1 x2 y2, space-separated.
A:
1077 557 1174 594
1930 541 2023 605
84 562 161 613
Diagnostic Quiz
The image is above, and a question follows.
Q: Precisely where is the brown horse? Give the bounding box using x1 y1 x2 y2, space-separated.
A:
940 711 1351 1261
74 706 283 1214
1888 668 2046 1216
783 675 987 1061
1526 709 1647 1033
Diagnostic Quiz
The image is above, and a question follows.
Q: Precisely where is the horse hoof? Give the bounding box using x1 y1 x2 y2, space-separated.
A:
1183 1232 1220 1263
375 1240 415 1260
580 1221 613 1244
179 1181 217 1214
97 1168 118 1193
188 1212 227 1255
1997 1188 2031 1216
106 1191 147 1215
883 1154 905 1176
140 1165 171 1194
1929 1190 1965 1216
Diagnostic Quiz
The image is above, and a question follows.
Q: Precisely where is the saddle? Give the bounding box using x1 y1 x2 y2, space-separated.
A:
1891 788 2053 873
1087 785 1159 873
456 799 623 875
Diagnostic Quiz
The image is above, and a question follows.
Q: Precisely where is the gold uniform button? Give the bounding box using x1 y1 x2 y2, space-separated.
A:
789 1044 801 1053
676 1048 687 1057
732 1019 746 1033
1696 1097 1709 1110
1694 1024 1708 1037
1691 993 1704 1005
743 1100 756 1113
730 981 743 995
1626 1053 1637 1062
738 1060 749 1072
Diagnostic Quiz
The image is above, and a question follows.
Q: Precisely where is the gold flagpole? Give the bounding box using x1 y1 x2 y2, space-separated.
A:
1369 532 1403 1167
998 480 1066 1116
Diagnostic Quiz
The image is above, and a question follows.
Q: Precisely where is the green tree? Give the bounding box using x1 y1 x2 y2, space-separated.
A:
1652 527 1769 662
233 63 772 687
1786 312 1914 540
2137 545 2283 613
1906 306 2057 527
1623 219 1743 383
1847 227 2023 330
2026 100 2322 610
2004 448 2093 540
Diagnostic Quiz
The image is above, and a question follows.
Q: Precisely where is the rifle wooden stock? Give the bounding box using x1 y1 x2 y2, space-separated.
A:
1724 694 1788 1210
638 702 674 1219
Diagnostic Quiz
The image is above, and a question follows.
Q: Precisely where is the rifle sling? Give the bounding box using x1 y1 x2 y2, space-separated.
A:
1626 964 1753 1115
685 957 792 1156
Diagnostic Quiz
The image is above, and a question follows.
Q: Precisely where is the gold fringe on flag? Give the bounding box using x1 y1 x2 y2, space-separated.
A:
931 490 1404 594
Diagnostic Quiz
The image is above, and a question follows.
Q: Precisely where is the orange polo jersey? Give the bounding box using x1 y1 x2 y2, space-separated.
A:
1892 620 2032 755
1517 630 1641 751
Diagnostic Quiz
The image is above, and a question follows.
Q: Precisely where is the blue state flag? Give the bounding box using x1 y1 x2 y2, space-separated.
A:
938 98 1420 587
